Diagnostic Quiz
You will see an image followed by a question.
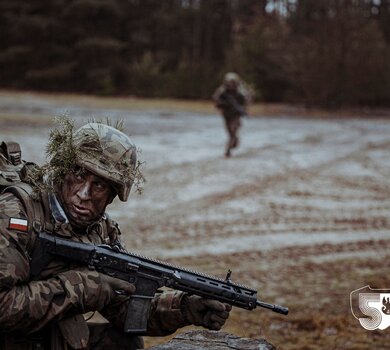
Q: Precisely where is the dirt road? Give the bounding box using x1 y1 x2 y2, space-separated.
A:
1 91 390 349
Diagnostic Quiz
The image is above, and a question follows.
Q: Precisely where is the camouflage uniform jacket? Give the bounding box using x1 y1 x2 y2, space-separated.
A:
0 189 189 348
213 85 250 119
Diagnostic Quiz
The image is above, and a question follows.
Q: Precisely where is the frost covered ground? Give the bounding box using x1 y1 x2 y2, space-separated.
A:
1 91 390 349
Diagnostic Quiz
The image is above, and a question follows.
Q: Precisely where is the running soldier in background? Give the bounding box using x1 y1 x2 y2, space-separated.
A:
213 72 253 157
0 121 231 350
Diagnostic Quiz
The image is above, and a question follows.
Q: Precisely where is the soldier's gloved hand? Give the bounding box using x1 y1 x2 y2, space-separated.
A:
180 295 232 330
58 268 136 312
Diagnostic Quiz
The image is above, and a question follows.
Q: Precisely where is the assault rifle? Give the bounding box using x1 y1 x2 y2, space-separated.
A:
31 232 288 334
221 93 248 117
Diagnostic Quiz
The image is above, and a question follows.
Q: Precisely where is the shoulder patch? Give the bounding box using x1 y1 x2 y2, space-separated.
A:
8 217 29 232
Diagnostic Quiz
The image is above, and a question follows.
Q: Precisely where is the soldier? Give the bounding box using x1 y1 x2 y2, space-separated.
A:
213 72 253 157
0 121 231 350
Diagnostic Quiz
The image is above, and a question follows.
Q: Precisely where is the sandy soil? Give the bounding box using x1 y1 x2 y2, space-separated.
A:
1 91 390 349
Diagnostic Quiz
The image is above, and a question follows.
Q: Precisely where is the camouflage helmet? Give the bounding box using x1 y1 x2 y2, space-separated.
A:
223 72 240 86
73 123 137 202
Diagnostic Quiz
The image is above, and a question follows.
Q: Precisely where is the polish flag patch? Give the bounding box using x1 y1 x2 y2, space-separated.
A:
8 218 29 232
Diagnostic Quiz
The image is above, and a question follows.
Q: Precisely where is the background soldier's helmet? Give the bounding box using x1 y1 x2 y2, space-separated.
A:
73 123 137 202
223 72 240 87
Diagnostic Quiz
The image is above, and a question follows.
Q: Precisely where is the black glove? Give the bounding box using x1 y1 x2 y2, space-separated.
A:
181 295 232 330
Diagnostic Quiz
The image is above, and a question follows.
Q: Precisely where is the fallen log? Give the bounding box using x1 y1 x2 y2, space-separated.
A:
145 330 276 350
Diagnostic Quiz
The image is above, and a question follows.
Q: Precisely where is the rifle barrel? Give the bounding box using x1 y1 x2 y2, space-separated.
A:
256 300 289 315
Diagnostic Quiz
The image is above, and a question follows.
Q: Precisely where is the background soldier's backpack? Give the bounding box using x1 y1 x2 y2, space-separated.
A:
0 140 44 232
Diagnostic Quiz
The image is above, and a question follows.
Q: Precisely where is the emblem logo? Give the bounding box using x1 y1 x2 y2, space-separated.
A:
350 285 390 330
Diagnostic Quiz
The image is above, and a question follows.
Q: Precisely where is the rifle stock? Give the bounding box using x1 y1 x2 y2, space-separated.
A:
31 232 288 334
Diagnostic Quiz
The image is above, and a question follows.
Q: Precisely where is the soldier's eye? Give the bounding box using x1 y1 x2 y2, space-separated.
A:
72 165 85 180
94 181 108 191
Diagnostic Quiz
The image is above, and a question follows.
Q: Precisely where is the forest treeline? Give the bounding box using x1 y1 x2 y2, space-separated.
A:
1 0 390 107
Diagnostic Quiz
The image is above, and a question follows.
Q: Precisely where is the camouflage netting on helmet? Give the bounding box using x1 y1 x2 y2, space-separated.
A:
29 117 144 198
